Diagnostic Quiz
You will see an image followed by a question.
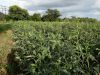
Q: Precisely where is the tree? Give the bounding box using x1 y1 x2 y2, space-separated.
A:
5 15 11 21
32 13 41 21
42 9 61 21
9 5 29 20
41 15 49 21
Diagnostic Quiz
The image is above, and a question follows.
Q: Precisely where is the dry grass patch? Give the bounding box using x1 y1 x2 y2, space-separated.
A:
0 30 13 75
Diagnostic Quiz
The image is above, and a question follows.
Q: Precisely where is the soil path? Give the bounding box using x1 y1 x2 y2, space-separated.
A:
0 30 13 75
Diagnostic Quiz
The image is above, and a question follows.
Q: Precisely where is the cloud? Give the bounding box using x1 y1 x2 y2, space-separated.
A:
26 0 84 10
0 0 100 19
36 0 82 8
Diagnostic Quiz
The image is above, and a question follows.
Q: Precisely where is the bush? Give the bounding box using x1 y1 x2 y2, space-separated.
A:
0 24 12 33
9 21 100 75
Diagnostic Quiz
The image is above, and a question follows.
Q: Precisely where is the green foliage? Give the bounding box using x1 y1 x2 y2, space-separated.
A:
0 24 12 32
10 21 100 75
42 9 61 21
31 13 41 21
9 5 29 20
63 17 97 23
5 15 11 21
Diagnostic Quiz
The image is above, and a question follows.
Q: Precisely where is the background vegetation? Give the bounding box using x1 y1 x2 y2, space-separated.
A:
0 5 98 22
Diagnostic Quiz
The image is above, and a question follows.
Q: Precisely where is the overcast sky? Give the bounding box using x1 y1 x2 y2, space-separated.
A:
0 0 100 19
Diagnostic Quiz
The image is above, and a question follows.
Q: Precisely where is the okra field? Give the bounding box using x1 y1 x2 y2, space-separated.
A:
5 21 99 75
1 1 100 75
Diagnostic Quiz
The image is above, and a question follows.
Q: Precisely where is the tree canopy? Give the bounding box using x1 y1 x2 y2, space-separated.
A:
42 9 61 21
31 13 41 21
9 5 29 20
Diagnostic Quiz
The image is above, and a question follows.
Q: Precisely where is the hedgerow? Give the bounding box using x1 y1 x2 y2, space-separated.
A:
9 21 100 75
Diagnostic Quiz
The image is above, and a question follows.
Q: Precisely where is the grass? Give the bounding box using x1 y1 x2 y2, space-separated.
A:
0 24 12 33
0 30 13 75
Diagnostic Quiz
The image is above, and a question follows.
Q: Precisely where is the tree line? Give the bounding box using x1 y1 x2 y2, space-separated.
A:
0 5 97 22
5 5 61 21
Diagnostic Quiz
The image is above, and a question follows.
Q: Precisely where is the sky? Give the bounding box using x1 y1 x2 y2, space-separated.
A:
0 0 100 19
